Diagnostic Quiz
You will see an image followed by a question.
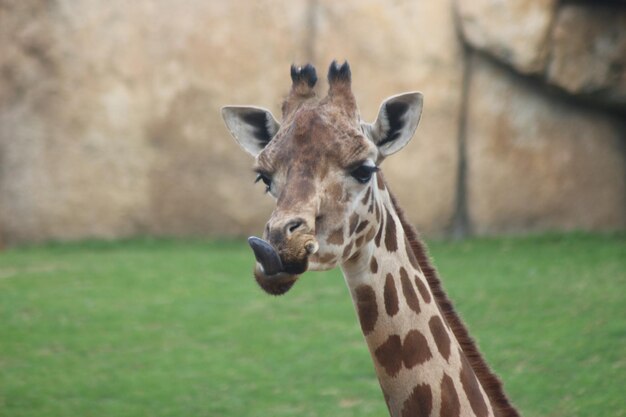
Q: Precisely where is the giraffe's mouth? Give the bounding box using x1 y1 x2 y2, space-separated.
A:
248 236 316 295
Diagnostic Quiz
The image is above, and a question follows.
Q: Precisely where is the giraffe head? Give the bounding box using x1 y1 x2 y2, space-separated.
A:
222 61 423 295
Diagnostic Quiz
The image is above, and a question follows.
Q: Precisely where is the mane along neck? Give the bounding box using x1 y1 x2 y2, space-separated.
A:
388 190 520 417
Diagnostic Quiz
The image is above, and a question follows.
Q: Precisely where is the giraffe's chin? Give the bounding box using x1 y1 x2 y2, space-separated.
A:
253 267 300 296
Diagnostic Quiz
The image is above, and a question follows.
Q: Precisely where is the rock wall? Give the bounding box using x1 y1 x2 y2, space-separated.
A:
0 0 624 245
457 0 626 109
465 55 625 234
456 0 626 235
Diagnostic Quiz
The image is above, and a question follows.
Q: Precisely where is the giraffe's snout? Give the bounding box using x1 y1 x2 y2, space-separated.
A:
267 216 313 242
264 215 318 265
247 213 319 295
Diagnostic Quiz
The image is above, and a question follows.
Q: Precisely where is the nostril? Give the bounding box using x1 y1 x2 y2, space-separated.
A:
286 219 304 234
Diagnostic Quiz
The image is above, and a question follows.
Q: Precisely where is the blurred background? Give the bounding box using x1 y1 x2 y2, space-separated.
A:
1 0 624 246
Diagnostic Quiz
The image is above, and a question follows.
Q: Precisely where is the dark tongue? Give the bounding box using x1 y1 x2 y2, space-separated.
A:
247 236 284 276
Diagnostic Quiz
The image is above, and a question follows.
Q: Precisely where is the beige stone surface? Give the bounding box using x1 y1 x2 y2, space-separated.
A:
466 56 626 235
547 5 626 107
0 0 310 243
0 0 154 243
456 0 557 74
314 0 463 235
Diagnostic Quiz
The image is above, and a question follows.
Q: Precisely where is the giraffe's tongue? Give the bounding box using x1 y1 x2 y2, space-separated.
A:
248 236 284 276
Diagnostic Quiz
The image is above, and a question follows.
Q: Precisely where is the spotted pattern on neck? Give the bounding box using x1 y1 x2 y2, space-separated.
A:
341 179 499 417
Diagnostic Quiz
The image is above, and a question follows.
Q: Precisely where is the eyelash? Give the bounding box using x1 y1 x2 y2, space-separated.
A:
255 173 272 193
350 164 379 184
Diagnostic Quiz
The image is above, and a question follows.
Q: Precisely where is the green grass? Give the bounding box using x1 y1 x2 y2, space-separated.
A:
0 233 624 417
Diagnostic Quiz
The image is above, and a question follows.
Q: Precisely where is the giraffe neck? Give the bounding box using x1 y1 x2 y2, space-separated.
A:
340 182 498 417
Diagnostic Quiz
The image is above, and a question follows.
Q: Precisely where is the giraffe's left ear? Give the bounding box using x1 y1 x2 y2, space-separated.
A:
362 92 423 158
221 106 281 157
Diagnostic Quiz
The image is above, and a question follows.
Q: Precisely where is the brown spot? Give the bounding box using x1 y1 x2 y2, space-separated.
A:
374 335 403 377
370 257 378 274
349 213 360 235
327 227 344 245
374 209 385 247
354 285 378 335
401 383 432 417
384 273 399 317
440 373 461 417
364 227 368 242
414 275 432 304
384 211 398 252
355 220 369 234
429 316 451 361
375 202 381 223
342 241 354 259
402 329 432 369
405 236 421 271
355 235 365 248
376 172 385 190
459 350 489 417
361 187 371 205
368 201 374 213
400 267 420 314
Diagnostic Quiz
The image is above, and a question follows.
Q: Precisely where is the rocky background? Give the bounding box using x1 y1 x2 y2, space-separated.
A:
0 0 624 245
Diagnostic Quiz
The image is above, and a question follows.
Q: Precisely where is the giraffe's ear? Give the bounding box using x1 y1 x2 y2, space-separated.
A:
362 92 423 158
221 106 281 156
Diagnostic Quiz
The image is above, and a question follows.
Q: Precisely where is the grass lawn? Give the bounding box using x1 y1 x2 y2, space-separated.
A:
0 233 624 417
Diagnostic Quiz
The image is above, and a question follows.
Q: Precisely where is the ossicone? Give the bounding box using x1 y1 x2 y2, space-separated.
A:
327 60 351 85
290 63 318 88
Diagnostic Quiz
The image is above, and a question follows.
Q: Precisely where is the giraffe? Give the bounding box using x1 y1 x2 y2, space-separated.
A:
222 61 520 417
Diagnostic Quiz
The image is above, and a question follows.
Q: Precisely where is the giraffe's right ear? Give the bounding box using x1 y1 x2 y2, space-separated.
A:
221 106 281 156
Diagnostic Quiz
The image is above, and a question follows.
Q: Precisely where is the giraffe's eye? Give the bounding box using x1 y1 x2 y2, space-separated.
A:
255 173 272 192
351 164 379 184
